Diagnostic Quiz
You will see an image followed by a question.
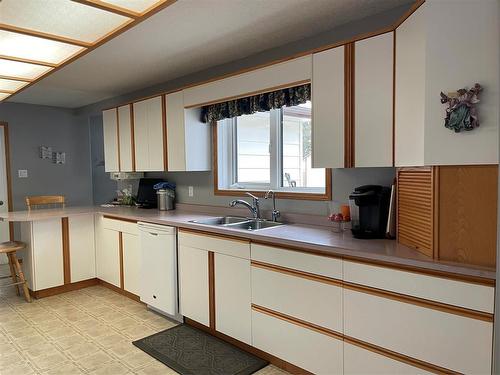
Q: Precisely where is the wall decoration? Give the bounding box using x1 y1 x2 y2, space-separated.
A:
52 152 66 164
440 83 482 133
39 146 52 159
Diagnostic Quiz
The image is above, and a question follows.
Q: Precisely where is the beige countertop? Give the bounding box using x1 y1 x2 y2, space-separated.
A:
0 205 495 281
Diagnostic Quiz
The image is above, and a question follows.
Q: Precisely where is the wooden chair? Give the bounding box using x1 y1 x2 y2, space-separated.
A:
26 195 65 210
0 241 31 302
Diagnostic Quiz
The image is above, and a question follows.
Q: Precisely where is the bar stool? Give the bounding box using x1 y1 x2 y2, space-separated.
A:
0 241 31 302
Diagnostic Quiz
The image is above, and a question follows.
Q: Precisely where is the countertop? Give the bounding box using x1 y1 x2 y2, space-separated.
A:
0 205 495 281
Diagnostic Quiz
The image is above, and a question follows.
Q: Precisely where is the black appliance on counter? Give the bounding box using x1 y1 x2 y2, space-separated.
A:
349 185 391 239
136 178 165 208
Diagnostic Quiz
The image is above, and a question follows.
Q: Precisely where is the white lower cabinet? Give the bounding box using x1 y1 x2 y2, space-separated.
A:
122 232 140 296
344 343 431 375
68 214 96 283
97 227 120 288
20 218 64 291
343 288 493 374
178 244 209 326
252 309 343 374
215 253 251 344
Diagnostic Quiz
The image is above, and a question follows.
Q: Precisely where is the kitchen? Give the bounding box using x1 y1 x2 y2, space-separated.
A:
0 0 499 374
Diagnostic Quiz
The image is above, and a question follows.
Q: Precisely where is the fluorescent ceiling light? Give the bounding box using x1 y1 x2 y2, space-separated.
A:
0 31 84 64
0 78 28 91
0 93 10 101
0 59 52 80
0 0 131 44
98 0 165 13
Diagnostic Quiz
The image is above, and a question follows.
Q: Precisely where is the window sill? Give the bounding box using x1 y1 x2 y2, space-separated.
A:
214 187 332 201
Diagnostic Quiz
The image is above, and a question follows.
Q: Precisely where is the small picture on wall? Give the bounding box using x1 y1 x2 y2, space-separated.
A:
53 152 66 164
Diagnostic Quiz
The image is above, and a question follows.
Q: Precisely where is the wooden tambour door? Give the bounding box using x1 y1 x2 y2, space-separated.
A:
117 105 134 172
102 109 119 172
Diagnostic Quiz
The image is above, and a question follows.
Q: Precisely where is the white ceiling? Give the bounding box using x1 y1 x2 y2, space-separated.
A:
7 0 411 109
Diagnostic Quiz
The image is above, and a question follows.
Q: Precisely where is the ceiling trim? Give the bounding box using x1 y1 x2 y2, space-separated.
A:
1 0 177 104
0 89 15 94
0 74 33 83
0 23 92 48
0 55 58 68
71 0 141 19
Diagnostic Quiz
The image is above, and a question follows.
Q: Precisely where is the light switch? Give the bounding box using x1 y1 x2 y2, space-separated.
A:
188 186 194 197
18 170 28 178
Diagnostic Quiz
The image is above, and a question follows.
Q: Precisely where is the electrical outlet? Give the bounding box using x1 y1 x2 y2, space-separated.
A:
188 186 194 197
18 170 28 178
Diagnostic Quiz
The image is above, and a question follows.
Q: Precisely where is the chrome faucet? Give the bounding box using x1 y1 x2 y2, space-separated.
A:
265 190 281 222
229 192 261 219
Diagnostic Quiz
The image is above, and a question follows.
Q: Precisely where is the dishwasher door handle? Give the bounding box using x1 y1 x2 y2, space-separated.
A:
148 232 159 236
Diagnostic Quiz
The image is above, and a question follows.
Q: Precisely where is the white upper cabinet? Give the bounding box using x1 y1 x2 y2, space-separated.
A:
102 108 119 172
165 91 211 172
133 96 165 172
396 0 499 166
312 46 345 168
117 104 134 172
354 32 394 167
183 56 312 108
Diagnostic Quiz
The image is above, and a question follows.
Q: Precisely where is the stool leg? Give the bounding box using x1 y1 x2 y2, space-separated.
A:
12 255 30 303
7 253 20 296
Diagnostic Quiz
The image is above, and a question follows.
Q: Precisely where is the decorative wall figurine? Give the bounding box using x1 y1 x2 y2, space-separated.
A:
440 83 482 133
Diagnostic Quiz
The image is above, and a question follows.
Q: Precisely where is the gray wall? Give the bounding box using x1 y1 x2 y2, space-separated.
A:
75 4 410 213
0 102 93 210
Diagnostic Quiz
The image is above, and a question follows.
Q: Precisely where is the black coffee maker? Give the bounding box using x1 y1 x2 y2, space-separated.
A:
349 185 391 239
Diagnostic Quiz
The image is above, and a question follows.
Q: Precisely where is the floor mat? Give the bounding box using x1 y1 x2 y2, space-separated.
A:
133 324 268 375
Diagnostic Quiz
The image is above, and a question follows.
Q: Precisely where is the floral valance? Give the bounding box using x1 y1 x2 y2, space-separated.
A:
200 83 311 123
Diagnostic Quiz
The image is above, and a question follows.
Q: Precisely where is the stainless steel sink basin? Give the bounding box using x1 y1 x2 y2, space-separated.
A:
230 219 284 231
189 216 249 226
189 216 284 231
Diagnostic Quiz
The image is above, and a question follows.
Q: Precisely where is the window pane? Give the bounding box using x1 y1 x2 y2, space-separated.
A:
236 112 270 184
282 101 325 188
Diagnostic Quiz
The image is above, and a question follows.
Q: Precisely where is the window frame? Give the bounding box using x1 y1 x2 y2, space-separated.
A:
212 108 332 201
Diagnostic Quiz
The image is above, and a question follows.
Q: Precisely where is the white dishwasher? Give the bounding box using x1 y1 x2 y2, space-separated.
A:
138 222 178 317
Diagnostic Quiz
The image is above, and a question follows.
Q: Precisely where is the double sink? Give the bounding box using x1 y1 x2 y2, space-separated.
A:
190 216 284 231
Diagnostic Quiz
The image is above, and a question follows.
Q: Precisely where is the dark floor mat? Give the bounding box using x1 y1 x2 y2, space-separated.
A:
133 324 268 375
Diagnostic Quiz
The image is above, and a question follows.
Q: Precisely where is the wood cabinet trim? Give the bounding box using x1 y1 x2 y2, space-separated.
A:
31 278 99 299
392 0 426 29
61 217 70 285
98 279 141 303
251 260 342 287
344 43 355 167
344 281 493 322
118 232 124 290
391 30 396 166
116 108 121 171
161 94 168 171
208 251 216 330
129 104 136 172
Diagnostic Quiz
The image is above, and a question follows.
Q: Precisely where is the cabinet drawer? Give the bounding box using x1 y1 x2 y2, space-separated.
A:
344 260 495 313
251 264 342 332
251 244 342 279
102 217 138 235
344 343 432 375
179 230 250 259
252 308 343 374
344 288 493 374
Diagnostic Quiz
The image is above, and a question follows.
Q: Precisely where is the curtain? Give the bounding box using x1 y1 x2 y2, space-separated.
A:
200 83 311 123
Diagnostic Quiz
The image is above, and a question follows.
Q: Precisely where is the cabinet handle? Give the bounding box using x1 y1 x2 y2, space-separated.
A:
149 232 158 236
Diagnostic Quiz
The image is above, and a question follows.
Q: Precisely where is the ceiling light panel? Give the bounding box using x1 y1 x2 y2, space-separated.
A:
0 0 131 44
0 93 11 101
0 31 85 64
0 78 28 91
98 0 165 13
0 59 52 80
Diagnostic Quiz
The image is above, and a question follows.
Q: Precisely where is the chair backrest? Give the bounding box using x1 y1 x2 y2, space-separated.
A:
26 196 66 210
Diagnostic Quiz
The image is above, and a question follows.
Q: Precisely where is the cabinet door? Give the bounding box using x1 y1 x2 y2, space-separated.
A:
96 228 120 287
165 91 185 171
133 96 165 171
68 214 95 283
32 219 64 290
178 245 209 326
354 32 394 167
215 253 251 344
122 233 140 296
118 104 134 172
103 108 119 172
312 46 344 168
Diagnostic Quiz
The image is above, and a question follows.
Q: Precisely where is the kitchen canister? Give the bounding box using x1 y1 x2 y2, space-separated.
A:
157 189 175 211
